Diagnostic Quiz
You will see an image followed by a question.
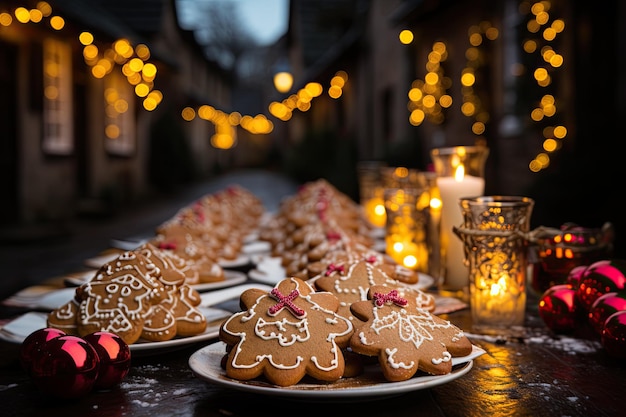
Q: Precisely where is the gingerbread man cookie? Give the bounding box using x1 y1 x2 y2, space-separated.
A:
219 277 353 386
313 257 435 321
349 285 473 381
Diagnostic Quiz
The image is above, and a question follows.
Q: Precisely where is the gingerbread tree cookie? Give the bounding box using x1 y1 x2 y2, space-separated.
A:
219 277 354 386
349 285 473 381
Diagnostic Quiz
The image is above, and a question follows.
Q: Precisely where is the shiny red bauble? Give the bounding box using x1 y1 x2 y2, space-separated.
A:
576 260 626 311
601 310 626 360
566 265 588 288
83 331 131 390
588 292 626 335
30 335 100 399
19 328 66 373
538 284 580 333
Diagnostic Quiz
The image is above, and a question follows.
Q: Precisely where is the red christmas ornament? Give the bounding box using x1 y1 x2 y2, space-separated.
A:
601 310 626 360
30 335 100 399
83 331 131 390
19 328 66 373
538 284 581 333
577 260 626 311
566 265 588 289
588 292 626 335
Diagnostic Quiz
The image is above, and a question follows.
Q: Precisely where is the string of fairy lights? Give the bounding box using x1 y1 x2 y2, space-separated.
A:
0 1 347 151
401 0 567 173
521 0 567 173
2 1 567 163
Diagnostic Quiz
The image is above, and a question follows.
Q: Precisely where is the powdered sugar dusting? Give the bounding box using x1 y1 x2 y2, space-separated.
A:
465 327 602 354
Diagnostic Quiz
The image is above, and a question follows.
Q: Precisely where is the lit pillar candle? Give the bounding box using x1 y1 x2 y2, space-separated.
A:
436 168 484 290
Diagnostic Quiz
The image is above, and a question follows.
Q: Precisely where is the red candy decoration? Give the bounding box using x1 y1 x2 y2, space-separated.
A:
588 292 626 335
538 284 580 333
576 260 626 311
30 335 100 399
19 328 66 373
83 331 131 390
601 310 626 360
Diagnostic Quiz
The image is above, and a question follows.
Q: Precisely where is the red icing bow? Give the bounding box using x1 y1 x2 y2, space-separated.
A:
158 242 177 250
365 255 378 263
325 263 345 276
268 288 306 318
326 231 341 241
373 290 408 307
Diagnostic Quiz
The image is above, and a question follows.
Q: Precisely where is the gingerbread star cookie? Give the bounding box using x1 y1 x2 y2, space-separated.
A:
349 285 473 381
219 277 354 386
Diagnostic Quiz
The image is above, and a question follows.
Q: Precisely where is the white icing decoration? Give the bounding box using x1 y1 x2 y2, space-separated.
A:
431 351 452 365
385 347 415 369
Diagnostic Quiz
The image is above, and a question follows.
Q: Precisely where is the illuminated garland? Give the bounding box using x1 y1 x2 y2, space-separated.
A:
522 0 567 172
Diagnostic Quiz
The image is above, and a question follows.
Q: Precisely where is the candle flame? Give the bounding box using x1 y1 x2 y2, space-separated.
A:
403 254 417 268
454 164 465 182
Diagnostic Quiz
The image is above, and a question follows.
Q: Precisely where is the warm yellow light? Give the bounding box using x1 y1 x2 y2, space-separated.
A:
305 82 323 97
29 9 43 23
409 109 425 126
0 12 12 26
399 29 414 44
143 97 157 111
91 65 106 78
554 125 567 138
328 85 342 99
273 71 293 93
461 72 475 87
330 75 345 88
181 107 196 121
403 255 418 269
454 165 465 182
439 95 453 108
135 44 150 60
49 15 64 30
129 58 143 72
14 7 30 23
105 124 120 139
135 83 150 97
79 32 94 45
114 99 128 113
142 63 157 78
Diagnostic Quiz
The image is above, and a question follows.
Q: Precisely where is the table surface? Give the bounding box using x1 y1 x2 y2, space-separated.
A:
1 267 624 417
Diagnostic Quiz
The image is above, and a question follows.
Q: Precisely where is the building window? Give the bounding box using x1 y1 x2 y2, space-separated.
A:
42 38 73 155
103 71 135 156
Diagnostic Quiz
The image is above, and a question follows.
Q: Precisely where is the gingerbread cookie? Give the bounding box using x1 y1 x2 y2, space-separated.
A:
349 285 473 381
219 277 353 386
313 256 435 321
74 250 167 344
47 299 80 335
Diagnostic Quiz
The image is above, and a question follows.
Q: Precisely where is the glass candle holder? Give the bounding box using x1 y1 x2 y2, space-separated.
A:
357 161 387 228
384 187 428 272
530 222 614 294
454 196 534 334
430 146 489 297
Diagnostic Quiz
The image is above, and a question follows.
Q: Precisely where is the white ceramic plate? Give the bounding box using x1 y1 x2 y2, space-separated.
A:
189 341 485 400
0 307 231 356
218 254 251 268
192 270 248 292
248 256 435 290
241 240 271 255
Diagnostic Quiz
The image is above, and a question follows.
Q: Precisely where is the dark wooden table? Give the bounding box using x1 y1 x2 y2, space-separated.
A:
1 276 623 417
